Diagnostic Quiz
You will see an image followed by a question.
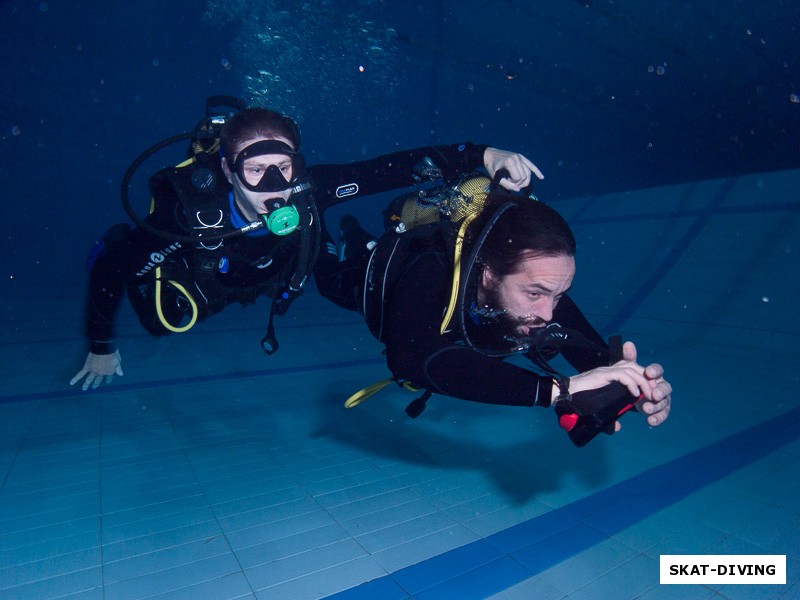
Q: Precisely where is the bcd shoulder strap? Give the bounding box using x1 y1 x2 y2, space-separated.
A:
363 175 492 342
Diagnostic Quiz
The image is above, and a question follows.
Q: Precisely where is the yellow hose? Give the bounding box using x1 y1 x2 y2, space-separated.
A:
439 212 479 334
155 266 198 333
152 155 200 333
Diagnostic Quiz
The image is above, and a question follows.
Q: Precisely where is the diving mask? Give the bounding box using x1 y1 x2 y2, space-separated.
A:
229 139 306 192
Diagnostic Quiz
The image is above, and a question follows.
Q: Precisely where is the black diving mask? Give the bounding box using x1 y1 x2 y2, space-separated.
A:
229 139 306 193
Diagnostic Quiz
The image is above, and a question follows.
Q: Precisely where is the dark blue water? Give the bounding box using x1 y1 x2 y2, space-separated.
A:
2 0 799 303
1 5 799 596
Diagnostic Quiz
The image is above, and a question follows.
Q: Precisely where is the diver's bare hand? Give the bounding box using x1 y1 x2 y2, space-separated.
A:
622 341 672 427
70 350 123 391
483 147 544 191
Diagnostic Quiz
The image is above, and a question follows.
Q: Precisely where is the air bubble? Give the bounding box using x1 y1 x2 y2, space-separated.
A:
203 1 403 121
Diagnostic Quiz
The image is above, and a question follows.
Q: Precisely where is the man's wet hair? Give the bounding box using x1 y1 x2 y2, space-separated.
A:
475 193 576 277
220 108 301 158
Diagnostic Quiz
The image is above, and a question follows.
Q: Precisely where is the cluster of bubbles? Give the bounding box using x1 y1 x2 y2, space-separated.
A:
202 0 403 123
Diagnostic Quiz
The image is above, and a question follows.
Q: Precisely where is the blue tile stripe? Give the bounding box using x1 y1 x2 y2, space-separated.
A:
325 403 800 599
0 317 367 348
0 357 386 404
572 199 800 226
601 176 738 336
569 194 601 222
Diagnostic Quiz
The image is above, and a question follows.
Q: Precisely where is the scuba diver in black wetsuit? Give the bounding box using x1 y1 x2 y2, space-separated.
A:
314 175 672 446
71 96 542 391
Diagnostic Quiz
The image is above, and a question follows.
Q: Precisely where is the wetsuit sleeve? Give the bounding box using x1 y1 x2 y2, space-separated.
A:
550 295 610 373
308 143 489 211
383 250 555 408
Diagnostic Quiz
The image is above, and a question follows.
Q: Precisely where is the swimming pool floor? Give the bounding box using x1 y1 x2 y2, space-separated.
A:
1 170 798 598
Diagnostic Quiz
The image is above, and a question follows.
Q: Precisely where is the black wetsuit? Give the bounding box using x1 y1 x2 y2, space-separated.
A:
315 220 610 409
84 143 488 355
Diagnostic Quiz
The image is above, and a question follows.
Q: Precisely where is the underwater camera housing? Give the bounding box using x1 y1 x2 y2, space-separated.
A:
518 325 642 447
551 334 642 447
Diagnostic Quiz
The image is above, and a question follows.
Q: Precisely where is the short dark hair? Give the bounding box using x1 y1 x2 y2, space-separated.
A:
475 193 576 277
220 108 301 159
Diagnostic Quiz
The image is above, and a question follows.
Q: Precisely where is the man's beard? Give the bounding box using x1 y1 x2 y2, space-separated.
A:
479 286 546 342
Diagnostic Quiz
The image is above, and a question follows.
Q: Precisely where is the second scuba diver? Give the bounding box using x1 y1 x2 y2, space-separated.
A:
314 175 672 446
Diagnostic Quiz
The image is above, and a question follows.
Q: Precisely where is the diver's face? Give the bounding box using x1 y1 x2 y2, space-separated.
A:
222 135 295 222
478 253 575 338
